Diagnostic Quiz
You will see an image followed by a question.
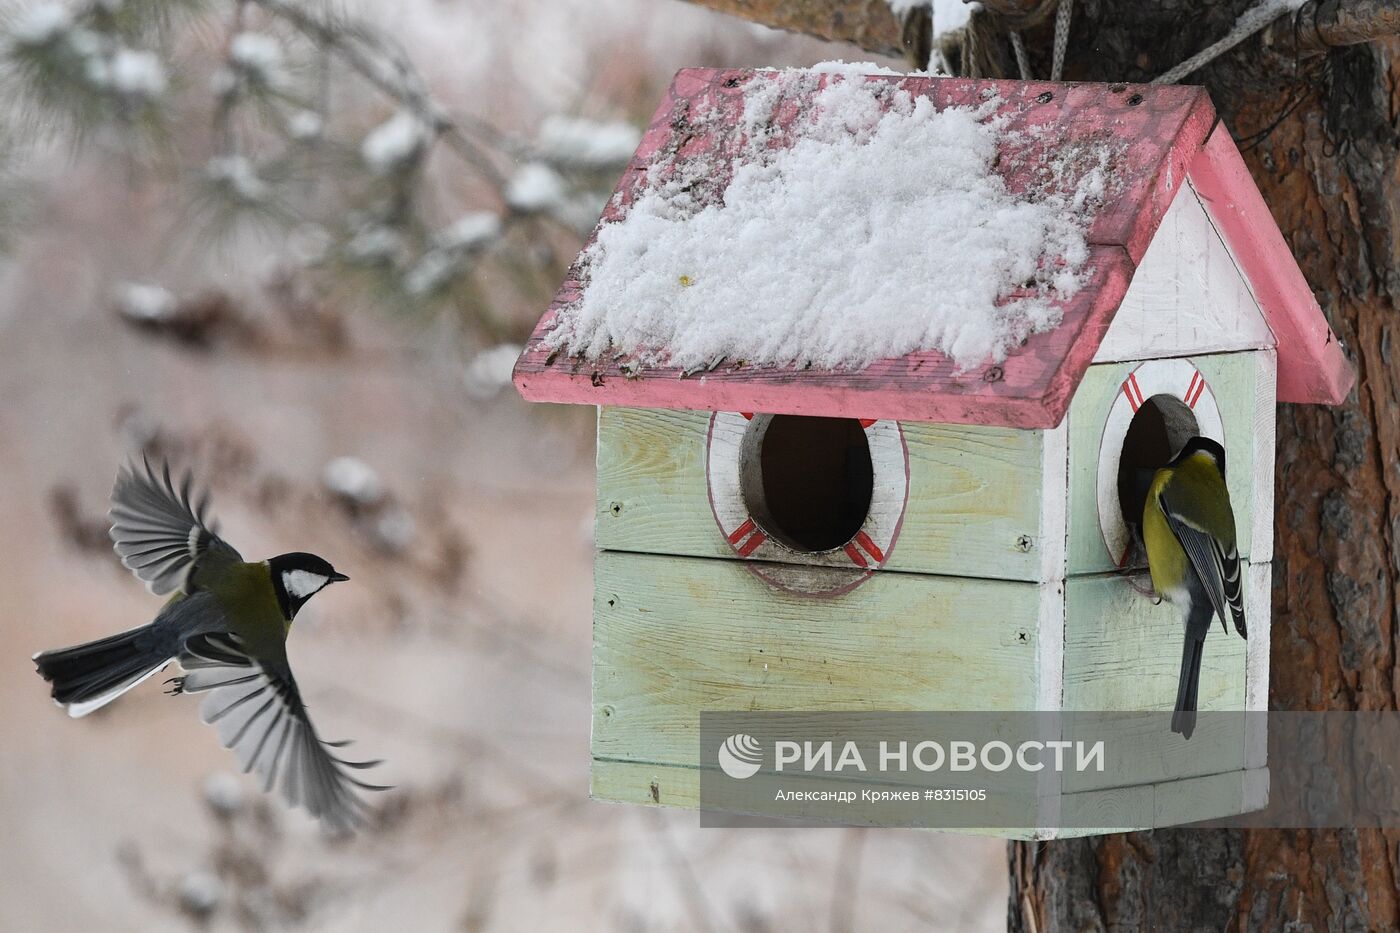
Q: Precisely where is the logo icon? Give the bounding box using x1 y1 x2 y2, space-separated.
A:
717 733 763 779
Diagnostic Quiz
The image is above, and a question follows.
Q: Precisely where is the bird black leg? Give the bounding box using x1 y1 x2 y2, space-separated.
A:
164 676 186 696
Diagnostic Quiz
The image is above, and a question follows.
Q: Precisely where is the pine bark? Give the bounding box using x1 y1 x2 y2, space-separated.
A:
671 0 1399 927
1005 2 1399 929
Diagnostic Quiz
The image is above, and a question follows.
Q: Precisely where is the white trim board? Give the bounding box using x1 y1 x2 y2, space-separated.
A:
1251 349 1278 563
1093 186 1276 363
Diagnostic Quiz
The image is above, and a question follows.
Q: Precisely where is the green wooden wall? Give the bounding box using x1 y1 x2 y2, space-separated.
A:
587 351 1268 832
591 550 1041 769
1066 352 1260 575
596 407 1047 582
1059 567 1251 793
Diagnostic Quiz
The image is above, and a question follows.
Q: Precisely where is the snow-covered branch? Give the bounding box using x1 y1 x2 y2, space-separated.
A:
0 0 643 354
678 0 904 55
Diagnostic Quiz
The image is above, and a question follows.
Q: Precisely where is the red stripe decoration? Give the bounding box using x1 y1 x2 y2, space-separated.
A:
1122 372 1144 412
843 543 868 568
729 516 767 557
1187 371 1206 409
727 517 757 545
737 530 766 557
854 530 885 563
741 412 754 420
858 419 876 428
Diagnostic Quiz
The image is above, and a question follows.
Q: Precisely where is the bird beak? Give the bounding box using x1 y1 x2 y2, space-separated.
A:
330 572 350 583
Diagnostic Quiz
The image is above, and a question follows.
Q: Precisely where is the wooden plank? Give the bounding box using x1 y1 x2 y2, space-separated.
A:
591 551 1041 767
1242 765 1270 813
1062 570 1250 712
590 759 1266 836
1244 561 1271 770
1066 352 1259 575
1061 570 1250 793
1039 420 1071 582
1051 768 1266 835
1051 783 1153 837
1062 570 1251 792
1036 421 1069 716
513 71 1219 429
596 406 1048 582
1188 125 1355 405
591 758 700 810
1251 349 1278 562
1152 768 1255 828
1093 187 1275 363
592 758 1051 835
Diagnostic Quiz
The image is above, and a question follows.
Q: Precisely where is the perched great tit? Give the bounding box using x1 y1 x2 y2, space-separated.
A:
1143 436 1247 740
33 458 386 831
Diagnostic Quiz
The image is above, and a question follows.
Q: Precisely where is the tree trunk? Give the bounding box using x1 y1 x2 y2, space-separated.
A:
673 0 1398 927
1001 3 1399 929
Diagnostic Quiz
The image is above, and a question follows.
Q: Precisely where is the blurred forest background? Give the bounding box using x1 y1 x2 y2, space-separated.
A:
0 0 1005 929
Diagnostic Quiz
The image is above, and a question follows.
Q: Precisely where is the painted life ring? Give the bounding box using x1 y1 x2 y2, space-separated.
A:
705 412 909 597
1096 358 1225 568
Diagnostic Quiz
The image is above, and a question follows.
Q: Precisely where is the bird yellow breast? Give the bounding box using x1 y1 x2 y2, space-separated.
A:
1144 468 1189 603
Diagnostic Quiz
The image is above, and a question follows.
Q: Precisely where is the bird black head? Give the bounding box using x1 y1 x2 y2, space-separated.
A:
1171 436 1227 477
269 551 349 620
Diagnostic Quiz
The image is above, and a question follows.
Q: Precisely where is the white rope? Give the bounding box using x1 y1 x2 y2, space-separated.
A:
1152 0 1308 84
1050 0 1073 82
1009 30 1032 80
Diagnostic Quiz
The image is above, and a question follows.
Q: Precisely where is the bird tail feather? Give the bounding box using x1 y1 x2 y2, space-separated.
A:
1171 605 1213 740
33 625 171 718
1170 636 1204 739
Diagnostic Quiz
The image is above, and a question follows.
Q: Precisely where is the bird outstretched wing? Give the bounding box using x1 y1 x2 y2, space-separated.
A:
109 457 242 596
1158 489 1247 638
177 632 388 832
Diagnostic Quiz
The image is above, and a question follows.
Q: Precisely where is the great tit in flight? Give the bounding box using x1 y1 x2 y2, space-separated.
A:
1143 436 1247 740
34 458 386 831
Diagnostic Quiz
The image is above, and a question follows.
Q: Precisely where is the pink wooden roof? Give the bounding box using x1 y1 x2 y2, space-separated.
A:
513 69 1353 427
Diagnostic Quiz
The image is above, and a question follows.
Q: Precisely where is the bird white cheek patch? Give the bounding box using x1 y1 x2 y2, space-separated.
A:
283 570 329 599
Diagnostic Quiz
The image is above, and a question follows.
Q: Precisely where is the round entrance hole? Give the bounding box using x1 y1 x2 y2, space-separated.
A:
1116 393 1201 534
739 415 874 553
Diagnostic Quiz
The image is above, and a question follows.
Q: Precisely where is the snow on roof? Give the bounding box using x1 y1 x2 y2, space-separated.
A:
514 68 1352 427
543 70 1111 372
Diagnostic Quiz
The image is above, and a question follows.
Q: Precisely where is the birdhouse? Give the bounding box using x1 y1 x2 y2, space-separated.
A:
512 68 1353 836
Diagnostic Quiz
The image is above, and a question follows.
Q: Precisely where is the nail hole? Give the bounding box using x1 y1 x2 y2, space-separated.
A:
1036 91 1054 104
983 366 1005 383
1110 83 1126 93
1128 93 1144 106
